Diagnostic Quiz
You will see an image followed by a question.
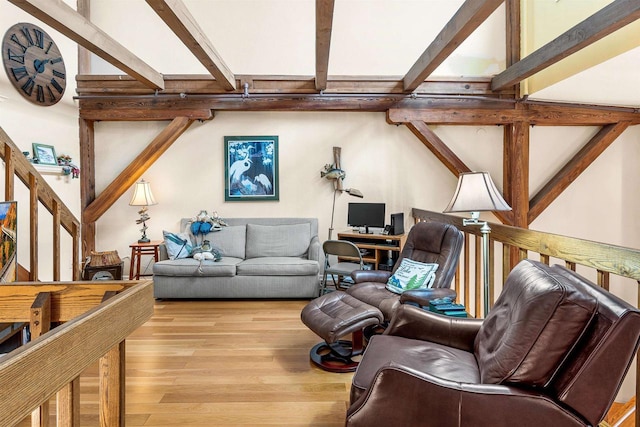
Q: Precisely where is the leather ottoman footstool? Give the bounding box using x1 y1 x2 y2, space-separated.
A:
301 291 383 372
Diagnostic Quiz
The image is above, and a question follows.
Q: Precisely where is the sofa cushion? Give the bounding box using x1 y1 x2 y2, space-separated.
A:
153 257 242 277
245 223 311 258
474 259 597 387
204 225 246 259
237 257 319 276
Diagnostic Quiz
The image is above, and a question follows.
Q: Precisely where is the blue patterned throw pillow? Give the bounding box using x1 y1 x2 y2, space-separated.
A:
163 230 193 259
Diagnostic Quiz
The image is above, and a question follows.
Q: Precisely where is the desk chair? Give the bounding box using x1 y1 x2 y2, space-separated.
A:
321 240 363 295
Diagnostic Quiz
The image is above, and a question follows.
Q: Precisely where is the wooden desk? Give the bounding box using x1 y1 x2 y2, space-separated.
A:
129 240 162 280
337 231 406 270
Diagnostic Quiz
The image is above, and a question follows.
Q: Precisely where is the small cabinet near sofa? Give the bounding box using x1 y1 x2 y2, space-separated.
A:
152 218 320 299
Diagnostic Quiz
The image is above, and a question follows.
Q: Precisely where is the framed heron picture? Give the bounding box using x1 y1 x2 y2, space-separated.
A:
0 201 17 283
224 136 279 201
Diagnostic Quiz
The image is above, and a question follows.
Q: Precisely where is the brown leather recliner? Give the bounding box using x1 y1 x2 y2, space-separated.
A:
346 221 464 321
346 259 640 427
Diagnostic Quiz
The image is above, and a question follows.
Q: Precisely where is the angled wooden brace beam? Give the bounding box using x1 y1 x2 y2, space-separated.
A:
8 0 164 90
83 117 194 224
492 0 640 91
403 0 505 91
146 0 235 91
315 0 335 91
406 120 512 225
528 121 630 224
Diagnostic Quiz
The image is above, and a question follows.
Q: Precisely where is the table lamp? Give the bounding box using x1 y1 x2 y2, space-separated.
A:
443 171 511 316
129 179 157 243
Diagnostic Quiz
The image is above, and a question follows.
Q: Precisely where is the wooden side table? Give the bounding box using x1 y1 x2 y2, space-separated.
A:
129 240 162 280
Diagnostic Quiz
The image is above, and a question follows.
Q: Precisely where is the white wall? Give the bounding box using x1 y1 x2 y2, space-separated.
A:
0 1 80 280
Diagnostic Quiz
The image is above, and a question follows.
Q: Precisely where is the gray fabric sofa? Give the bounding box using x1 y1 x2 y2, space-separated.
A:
152 217 320 299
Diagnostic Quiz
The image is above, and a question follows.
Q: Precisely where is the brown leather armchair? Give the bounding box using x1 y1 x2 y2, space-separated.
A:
346 259 640 427
346 221 463 321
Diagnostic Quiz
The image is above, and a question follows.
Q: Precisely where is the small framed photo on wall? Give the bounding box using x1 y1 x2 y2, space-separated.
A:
32 143 58 165
224 136 279 201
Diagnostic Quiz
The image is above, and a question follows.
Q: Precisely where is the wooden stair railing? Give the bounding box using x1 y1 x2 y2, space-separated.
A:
413 208 640 426
0 280 154 426
0 127 81 281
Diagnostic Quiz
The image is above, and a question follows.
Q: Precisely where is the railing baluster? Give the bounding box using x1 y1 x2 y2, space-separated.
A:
4 144 14 201
597 270 610 291
53 200 61 281
29 173 38 281
475 235 481 317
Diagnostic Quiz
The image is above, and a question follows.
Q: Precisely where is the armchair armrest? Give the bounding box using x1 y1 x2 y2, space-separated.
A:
308 235 320 262
384 304 483 352
399 288 457 306
347 363 581 427
351 270 392 284
158 243 169 261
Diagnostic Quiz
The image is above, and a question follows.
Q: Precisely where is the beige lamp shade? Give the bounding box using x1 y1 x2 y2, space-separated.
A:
444 172 511 213
129 180 157 207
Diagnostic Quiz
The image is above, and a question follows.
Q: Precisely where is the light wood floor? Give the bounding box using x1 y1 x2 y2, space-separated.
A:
17 299 634 426
20 299 352 427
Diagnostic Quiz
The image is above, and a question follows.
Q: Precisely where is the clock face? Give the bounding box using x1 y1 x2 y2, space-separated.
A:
2 23 66 106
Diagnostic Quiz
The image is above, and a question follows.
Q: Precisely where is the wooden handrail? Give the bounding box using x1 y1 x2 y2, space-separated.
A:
0 127 81 280
0 280 153 426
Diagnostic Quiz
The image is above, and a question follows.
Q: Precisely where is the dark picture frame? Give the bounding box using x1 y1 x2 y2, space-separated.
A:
32 143 58 165
0 201 17 283
224 136 279 201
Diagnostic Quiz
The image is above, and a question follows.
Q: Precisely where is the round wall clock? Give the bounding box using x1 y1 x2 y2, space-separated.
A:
2 23 66 106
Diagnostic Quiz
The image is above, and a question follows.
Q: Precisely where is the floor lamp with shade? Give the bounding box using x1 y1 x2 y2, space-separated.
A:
129 179 158 243
443 171 511 316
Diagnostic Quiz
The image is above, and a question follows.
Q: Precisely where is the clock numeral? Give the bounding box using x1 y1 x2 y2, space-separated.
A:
33 28 44 49
21 77 35 96
50 57 63 64
36 85 45 103
50 78 64 94
52 70 65 80
7 49 24 64
45 41 53 55
10 34 28 53
46 85 57 103
10 66 28 82
20 27 35 47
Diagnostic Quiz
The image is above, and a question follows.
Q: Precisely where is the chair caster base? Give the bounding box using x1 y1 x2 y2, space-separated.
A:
309 340 361 373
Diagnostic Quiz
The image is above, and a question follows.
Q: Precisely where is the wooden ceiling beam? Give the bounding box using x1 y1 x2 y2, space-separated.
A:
75 74 501 96
403 0 505 91
492 0 640 91
406 121 471 177
388 104 640 126
315 0 335 91
8 0 164 90
83 117 194 223
528 121 630 224
504 0 520 98
406 120 511 225
79 107 213 121
145 0 235 91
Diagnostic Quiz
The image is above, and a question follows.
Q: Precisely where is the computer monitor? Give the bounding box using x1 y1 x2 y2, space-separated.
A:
347 203 385 233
